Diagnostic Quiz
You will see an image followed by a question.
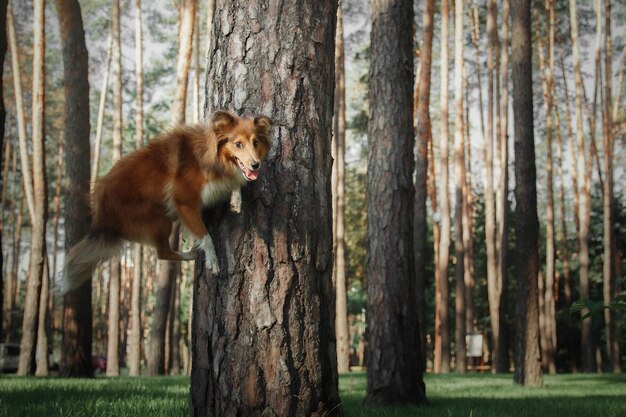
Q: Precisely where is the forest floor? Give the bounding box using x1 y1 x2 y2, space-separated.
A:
0 371 624 416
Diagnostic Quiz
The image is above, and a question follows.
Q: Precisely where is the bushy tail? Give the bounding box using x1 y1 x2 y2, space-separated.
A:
61 234 122 294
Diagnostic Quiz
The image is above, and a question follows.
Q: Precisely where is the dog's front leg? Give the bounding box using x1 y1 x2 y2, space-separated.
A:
199 234 220 275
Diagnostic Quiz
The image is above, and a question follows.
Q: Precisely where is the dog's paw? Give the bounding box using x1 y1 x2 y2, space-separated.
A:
229 189 242 214
204 252 220 275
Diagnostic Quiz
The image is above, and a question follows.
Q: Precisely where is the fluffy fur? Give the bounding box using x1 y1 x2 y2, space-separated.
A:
62 110 272 293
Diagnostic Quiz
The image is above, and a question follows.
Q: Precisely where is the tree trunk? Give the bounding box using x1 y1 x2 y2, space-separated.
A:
537 12 556 374
511 0 542 386
107 0 123 377
91 34 112 185
453 0 466 374
169 273 181 375
463 70 475 337
190 1 342 415
148 0 196 376
127 0 144 377
495 0 510 374
35 258 49 376
55 0 93 378
486 0 503 373
415 0 434 376
602 0 619 374
18 0 47 376
437 0 451 375
365 0 426 403
569 0 596 373
0 0 6 344
333 0 350 375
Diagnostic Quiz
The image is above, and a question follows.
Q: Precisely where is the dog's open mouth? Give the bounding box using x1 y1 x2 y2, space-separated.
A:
236 158 259 181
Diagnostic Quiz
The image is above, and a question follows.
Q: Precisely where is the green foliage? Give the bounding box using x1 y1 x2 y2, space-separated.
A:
570 292 626 320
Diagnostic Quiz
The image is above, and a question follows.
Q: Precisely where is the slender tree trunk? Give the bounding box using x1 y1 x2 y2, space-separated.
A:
511 0 542 386
415 0 434 376
486 0 503 374
169 273 181 375
148 0 196 376
437 0 451 374
495 0 510 374
463 70 475 337
569 0 596 373
190 1 343 415
18 0 47 376
612 44 626 121
453 0 466 374
333 0 350 375
0 0 7 344
537 11 556 374
91 34 112 185
128 0 144 377
35 258 49 376
107 0 123 377
602 0 619 374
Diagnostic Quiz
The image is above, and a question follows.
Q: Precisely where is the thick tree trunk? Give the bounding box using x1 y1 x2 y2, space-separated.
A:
453 0 466 374
415 0 434 376
511 0 542 386
437 0 451 374
55 0 93 378
190 1 342 415
18 0 47 376
365 0 425 404
333 0 350 375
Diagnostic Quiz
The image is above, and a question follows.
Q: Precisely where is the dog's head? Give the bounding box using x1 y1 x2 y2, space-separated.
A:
212 110 273 181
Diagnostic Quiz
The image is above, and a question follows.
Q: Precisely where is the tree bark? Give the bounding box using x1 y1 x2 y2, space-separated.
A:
0 0 6 344
55 0 93 378
91 34 112 185
486 0 504 373
511 0 542 386
415 0 434 376
333 0 350 375
437 0 451 374
107 0 123 377
463 71 475 337
453 0 466 374
365 0 426 404
128 0 144 377
18 0 47 376
569 0 596 373
190 1 342 415
602 0 619 374
148 0 196 375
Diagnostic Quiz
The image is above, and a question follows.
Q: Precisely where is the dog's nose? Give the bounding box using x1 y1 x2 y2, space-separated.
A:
251 161 260 170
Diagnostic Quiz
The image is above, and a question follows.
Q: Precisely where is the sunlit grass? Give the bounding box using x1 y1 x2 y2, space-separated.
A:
0 371 624 416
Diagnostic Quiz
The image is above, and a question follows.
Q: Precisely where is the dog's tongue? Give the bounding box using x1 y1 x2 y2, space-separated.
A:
246 170 259 181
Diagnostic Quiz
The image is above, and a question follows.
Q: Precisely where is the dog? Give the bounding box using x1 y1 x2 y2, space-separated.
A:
61 110 272 293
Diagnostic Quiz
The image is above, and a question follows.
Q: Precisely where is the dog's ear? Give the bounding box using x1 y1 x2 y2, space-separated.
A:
254 116 272 136
211 110 237 136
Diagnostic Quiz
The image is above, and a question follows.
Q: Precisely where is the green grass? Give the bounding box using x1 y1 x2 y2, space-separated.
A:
0 372 624 416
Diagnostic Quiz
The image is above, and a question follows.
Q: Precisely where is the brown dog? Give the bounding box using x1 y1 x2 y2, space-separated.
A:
62 110 272 292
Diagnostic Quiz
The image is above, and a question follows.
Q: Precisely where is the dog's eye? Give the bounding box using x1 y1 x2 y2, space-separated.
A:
235 142 243 149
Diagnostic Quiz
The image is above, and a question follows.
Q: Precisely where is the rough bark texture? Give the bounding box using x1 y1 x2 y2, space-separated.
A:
365 0 425 404
511 0 542 386
453 0 466 374
437 0 451 374
190 1 341 416
0 0 6 344
415 0 434 376
333 0 350 375
18 0 47 376
54 0 93 378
